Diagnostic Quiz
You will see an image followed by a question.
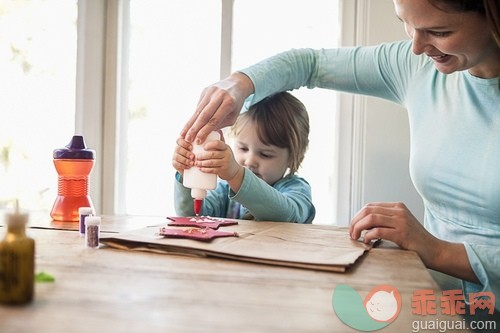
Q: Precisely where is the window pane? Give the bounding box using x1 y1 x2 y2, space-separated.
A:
232 0 340 224
0 0 77 212
125 0 221 215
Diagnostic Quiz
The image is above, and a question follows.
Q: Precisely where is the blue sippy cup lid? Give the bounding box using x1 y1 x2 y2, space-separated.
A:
53 135 95 159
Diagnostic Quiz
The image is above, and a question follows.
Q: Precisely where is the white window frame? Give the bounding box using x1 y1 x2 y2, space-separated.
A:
75 0 107 214
336 0 369 224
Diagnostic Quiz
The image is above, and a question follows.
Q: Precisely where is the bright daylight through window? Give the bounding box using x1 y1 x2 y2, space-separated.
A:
125 0 339 223
1 0 340 224
0 0 77 213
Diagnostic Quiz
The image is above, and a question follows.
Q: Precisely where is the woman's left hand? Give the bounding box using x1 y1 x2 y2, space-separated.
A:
349 202 479 284
349 202 436 254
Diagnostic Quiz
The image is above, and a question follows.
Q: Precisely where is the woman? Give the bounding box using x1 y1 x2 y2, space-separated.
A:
181 0 500 312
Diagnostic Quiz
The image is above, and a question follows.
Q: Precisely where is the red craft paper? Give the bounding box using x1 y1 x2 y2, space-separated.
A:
166 216 238 229
159 227 238 241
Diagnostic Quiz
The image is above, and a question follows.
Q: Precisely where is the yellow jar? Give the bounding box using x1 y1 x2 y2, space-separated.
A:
0 203 35 305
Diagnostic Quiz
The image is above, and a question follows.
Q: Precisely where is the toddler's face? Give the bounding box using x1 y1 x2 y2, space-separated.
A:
233 122 289 186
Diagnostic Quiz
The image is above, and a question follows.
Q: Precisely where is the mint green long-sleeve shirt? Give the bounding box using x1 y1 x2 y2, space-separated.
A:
239 40 500 310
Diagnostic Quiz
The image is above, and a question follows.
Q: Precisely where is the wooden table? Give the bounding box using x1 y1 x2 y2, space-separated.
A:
0 214 472 333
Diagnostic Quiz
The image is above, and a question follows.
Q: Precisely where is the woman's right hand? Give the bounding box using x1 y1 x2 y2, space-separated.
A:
181 72 255 145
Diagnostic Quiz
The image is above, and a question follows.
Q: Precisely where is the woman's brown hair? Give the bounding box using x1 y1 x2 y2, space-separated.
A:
428 0 498 46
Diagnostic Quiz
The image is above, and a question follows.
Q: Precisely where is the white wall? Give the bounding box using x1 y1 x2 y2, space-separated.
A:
355 0 425 221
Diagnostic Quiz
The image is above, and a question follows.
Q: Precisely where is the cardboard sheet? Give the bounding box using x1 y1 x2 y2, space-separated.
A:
100 220 374 272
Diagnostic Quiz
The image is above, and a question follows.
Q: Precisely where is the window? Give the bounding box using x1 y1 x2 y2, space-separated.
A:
1 0 341 225
122 0 340 223
0 0 77 212
124 0 222 215
231 0 339 223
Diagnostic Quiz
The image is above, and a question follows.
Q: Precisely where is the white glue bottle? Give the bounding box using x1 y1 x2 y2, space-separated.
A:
182 131 221 215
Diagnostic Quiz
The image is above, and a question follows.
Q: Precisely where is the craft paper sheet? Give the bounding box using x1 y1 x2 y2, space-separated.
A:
101 220 374 272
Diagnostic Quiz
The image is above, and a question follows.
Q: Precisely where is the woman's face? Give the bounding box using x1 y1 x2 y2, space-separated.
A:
394 0 499 78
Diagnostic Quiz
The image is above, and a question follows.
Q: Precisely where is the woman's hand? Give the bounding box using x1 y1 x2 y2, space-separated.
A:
349 202 478 283
349 202 433 251
181 72 255 145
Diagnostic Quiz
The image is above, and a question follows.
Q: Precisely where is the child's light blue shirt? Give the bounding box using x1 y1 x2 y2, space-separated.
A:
174 168 316 224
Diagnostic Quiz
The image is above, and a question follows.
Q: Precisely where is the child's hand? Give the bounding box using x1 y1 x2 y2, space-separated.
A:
172 137 194 174
195 137 243 189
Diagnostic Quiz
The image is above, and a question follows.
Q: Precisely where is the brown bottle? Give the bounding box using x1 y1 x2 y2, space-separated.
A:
0 201 35 305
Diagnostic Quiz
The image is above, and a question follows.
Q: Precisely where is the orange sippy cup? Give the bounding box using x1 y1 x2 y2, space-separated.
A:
50 135 95 222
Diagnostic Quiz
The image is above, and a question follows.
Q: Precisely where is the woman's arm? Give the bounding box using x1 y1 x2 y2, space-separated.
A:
182 41 419 144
